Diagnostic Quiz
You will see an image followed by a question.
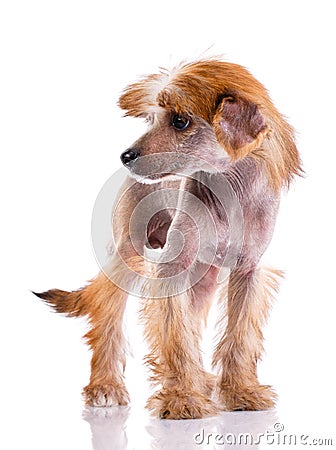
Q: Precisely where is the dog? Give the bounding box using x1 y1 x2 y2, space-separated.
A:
34 58 302 419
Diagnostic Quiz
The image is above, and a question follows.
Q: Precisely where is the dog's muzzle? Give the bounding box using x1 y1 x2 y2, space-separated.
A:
120 148 140 166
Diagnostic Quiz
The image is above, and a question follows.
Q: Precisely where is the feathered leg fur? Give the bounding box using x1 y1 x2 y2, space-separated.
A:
213 265 283 411
34 248 145 407
141 264 220 419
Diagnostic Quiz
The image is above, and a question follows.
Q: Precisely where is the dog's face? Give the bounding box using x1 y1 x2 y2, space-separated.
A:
118 59 300 189
120 109 227 182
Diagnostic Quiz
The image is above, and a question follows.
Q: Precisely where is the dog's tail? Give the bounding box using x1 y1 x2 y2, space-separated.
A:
32 287 90 317
32 271 114 317
33 256 147 318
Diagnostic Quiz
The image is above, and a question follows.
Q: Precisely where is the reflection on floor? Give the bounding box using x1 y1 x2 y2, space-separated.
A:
83 406 278 449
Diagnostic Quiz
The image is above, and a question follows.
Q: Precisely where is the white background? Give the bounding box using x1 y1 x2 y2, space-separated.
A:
1 1 336 449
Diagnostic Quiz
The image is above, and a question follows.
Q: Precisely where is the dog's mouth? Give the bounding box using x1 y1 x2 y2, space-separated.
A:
122 151 221 183
121 152 192 183
148 172 180 179
129 171 183 185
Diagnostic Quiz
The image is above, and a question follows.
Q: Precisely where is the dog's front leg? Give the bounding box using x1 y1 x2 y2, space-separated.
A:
213 265 282 411
142 292 219 419
141 213 219 419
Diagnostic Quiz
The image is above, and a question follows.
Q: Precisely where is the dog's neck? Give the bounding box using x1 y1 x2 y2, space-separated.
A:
191 156 269 200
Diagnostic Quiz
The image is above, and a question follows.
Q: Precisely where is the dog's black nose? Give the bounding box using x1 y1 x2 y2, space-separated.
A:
120 149 140 166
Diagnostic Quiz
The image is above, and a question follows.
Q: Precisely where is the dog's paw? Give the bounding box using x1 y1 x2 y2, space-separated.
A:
219 384 277 411
83 383 130 407
146 388 219 419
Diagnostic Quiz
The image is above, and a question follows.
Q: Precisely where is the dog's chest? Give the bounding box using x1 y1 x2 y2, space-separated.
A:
168 178 236 268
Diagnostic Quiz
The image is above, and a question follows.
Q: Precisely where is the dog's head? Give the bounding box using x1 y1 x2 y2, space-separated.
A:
119 59 301 190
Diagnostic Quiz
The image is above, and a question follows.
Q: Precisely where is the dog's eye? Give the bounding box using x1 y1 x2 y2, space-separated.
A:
171 114 190 130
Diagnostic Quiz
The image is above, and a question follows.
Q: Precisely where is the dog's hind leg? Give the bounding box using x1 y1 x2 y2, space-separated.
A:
34 177 149 407
213 265 283 411
75 173 156 406
35 242 143 406
82 248 144 407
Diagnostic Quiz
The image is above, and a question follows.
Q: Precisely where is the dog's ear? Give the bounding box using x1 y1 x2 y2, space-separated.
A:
213 91 270 160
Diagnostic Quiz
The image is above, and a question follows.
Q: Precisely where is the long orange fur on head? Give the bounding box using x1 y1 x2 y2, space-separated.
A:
119 59 303 191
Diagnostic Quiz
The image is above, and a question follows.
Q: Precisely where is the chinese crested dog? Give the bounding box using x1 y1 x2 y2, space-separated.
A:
35 58 302 419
